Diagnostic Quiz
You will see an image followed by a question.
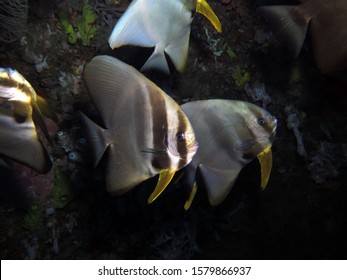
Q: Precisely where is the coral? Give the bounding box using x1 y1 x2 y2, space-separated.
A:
91 0 125 26
23 204 44 231
56 131 74 153
285 105 307 157
289 62 302 84
224 44 237 61
150 225 200 259
52 168 74 208
204 27 224 57
58 1 97 46
245 82 271 106
76 1 98 46
231 65 250 88
56 129 86 164
0 0 28 43
308 142 344 184
58 9 77 44
34 55 49 73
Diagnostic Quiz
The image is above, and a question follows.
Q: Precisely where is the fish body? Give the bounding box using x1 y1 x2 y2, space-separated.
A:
0 68 52 173
181 99 277 207
81 55 198 201
108 0 221 74
259 0 347 73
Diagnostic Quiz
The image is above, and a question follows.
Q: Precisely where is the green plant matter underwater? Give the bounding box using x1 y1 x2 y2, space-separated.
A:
23 204 44 231
52 167 74 209
231 65 250 89
58 1 97 46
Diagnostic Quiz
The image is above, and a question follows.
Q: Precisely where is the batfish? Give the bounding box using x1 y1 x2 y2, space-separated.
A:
259 0 347 73
108 0 222 74
181 99 277 208
0 68 53 173
81 55 198 203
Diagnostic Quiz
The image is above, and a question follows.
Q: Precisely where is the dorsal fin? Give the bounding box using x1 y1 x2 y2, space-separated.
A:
258 5 312 57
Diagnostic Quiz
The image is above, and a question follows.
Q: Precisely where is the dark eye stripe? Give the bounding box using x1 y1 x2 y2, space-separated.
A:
147 87 171 170
176 110 188 169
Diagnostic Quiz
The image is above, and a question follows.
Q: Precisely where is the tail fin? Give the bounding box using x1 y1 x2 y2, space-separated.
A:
141 47 170 74
258 5 312 58
79 112 109 167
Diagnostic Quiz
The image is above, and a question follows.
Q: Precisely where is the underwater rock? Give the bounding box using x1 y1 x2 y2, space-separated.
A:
68 151 82 163
23 203 44 231
0 0 28 43
56 131 74 153
285 105 307 158
308 142 344 184
52 167 74 209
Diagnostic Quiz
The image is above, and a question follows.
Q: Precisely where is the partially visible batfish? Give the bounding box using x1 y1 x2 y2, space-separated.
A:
181 99 277 208
0 68 57 140
108 0 222 74
0 68 53 173
258 0 347 73
81 55 198 202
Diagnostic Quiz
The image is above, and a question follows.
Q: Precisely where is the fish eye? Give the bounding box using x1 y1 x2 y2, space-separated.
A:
176 132 186 141
257 117 266 126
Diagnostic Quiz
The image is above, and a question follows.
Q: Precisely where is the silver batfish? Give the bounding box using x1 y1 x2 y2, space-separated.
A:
259 0 347 73
108 0 222 74
0 68 52 173
81 55 198 203
181 99 277 208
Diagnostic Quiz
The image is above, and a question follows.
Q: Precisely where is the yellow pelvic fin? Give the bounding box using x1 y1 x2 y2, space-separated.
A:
196 0 222 33
184 181 198 210
148 169 176 204
36 95 58 122
257 146 273 190
32 96 58 142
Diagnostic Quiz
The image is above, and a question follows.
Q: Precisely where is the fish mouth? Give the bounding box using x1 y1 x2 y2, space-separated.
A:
272 117 278 131
187 140 199 161
271 117 278 136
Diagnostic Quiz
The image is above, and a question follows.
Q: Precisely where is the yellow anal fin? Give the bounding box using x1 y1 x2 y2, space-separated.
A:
148 168 176 204
184 181 198 210
196 0 222 33
257 146 273 190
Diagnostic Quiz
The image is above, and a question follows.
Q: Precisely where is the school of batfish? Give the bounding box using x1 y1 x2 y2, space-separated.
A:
0 0 278 209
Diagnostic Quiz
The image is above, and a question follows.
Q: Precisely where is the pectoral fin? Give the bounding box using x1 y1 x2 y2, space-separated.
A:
141 47 170 74
196 0 222 32
257 146 273 189
148 168 176 203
